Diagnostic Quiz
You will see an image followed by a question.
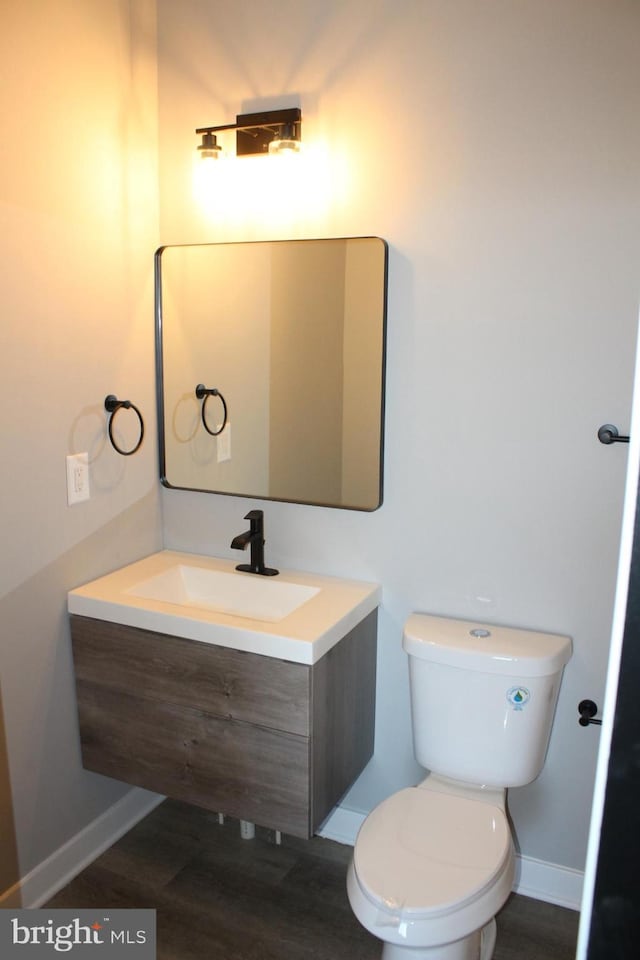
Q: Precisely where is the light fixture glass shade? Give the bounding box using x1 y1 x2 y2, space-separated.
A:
198 132 223 160
268 120 301 155
268 137 301 155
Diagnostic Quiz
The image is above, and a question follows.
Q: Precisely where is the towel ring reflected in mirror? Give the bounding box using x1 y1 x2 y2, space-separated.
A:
195 384 228 437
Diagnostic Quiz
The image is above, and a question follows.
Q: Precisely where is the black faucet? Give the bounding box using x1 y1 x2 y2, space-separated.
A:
230 510 279 576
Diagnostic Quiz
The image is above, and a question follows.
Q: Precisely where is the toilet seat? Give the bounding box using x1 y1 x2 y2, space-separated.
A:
353 787 511 921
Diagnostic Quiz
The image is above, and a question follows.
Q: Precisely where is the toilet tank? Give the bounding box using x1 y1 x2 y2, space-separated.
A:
403 614 572 788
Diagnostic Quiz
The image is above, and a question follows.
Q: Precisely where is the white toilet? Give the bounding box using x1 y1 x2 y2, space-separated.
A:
347 613 572 960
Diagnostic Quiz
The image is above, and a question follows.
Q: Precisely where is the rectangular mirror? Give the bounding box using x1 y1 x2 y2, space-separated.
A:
155 237 388 510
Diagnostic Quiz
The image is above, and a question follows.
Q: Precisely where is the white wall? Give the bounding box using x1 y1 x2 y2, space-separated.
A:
342 239 386 509
0 0 161 902
161 243 271 493
157 0 640 877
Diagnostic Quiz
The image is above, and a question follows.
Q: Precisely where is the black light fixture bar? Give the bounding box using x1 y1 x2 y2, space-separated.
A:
196 107 301 156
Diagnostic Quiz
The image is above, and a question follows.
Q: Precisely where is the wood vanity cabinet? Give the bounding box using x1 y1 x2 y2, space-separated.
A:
70 611 377 838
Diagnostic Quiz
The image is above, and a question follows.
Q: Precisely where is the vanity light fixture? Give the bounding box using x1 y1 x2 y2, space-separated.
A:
196 107 302 159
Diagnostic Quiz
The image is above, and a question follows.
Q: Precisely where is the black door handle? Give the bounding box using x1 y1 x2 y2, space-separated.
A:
598 424 629 445
578 699 602 726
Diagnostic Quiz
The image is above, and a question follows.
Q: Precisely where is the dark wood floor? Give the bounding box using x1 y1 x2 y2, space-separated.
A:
46 799 580 959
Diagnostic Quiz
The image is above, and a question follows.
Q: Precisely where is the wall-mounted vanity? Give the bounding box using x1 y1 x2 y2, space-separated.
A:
68 552 379 838
156 236 388 510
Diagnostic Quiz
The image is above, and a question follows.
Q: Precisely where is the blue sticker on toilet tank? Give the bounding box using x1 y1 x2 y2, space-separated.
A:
507 686 530 710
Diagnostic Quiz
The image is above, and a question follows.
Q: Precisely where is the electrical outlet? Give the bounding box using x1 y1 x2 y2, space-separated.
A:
66 453 90 505
217 421 231 462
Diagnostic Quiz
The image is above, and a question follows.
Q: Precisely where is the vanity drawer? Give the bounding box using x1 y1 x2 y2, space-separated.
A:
70 610 377 838
70 615 310 736
77 680 310 836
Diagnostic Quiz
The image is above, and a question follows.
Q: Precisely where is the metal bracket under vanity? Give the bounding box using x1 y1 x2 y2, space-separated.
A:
69 611 377 839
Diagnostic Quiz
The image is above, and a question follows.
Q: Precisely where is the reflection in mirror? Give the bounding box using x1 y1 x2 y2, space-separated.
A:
156 237 388 510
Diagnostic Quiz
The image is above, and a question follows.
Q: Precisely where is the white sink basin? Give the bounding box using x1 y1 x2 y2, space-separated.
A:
68 551 380 664
126 564 319 623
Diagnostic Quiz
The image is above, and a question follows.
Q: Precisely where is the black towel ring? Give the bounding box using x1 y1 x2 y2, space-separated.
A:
104 395 145 456
195 384 228 437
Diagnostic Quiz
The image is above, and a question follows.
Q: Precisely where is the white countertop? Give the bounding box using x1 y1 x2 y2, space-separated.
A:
67 550 380 664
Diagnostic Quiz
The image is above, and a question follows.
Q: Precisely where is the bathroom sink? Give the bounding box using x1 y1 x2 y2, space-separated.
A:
126 564 319 623
67 550 380 664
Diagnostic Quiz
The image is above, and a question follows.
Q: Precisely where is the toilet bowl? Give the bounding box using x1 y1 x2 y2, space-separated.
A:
346 613 572 959
347 777 515 960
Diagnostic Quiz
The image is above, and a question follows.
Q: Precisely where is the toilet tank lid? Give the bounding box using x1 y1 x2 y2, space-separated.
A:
403 614 572 677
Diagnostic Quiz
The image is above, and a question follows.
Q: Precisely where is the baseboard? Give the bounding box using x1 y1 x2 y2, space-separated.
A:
318 806 583 911
0 787 164 909
317 804 365 846
513 854 583 911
